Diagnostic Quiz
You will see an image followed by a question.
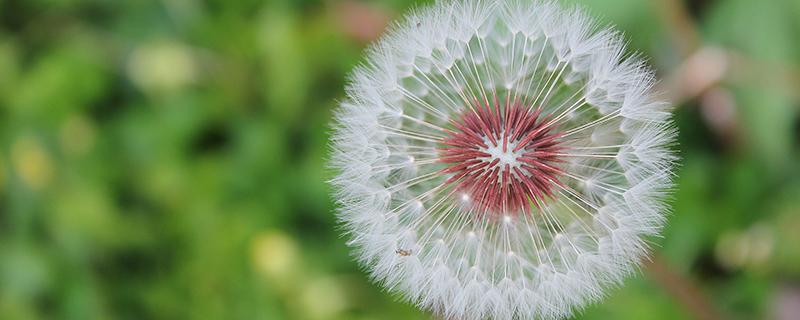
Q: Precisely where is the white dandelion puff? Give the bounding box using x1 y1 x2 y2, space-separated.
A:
329 0 677 319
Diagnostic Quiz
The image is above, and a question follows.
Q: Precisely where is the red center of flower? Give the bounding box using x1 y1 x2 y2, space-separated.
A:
438 97 565 214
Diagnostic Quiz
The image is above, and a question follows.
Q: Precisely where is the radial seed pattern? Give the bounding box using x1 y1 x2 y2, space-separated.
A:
439 98 564 214
330 1 676 319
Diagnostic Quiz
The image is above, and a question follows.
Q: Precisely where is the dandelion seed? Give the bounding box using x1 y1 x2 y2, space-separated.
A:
329 1 677 319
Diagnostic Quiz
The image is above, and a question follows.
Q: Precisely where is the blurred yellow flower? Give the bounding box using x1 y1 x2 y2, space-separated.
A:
250 230 299 283
12 137 54 190
295 276 350 320
127 41 196 95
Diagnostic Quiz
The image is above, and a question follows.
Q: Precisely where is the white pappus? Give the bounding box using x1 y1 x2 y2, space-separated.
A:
329 0 677 319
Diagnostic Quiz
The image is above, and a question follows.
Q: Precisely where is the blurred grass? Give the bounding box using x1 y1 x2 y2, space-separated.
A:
0 0 799 319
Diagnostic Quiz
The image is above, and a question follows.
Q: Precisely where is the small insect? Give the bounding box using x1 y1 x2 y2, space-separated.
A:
396 248 412 256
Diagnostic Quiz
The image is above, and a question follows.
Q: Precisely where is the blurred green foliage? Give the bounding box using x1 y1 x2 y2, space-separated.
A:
0 0 799 319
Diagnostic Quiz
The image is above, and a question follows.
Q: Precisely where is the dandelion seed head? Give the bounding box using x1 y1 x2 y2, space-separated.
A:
329 0 676 319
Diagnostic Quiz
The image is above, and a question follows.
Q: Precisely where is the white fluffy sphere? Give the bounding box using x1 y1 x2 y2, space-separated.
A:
329 1 676 319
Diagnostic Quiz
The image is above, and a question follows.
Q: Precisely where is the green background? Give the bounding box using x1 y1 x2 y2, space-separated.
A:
1 0 799 319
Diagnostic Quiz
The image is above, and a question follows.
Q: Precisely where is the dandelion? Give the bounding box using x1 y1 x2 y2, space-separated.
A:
329 0 676 319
